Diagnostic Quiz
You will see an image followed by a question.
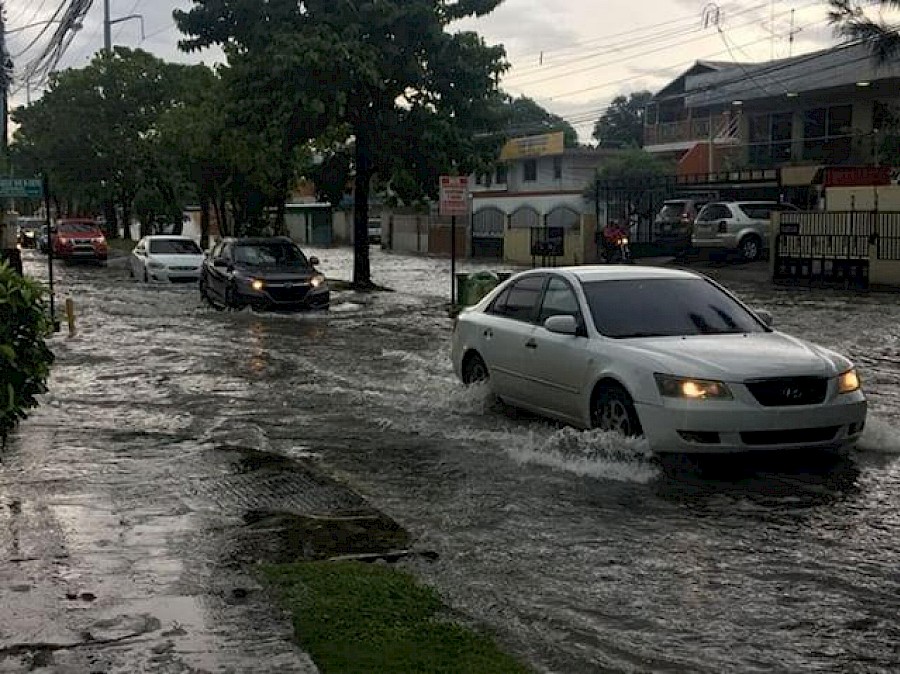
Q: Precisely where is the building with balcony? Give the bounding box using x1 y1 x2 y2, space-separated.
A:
644 43 900 180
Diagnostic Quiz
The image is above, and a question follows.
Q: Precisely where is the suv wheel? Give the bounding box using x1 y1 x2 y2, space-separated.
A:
739 235 762 262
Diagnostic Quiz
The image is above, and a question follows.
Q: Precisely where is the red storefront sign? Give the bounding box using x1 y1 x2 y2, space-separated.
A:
823 166 892 188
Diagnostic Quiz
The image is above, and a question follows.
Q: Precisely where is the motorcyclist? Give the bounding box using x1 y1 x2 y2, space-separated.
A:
599 220 629 262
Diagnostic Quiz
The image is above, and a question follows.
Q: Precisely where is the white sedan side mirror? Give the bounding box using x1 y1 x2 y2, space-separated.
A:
544 315 578 335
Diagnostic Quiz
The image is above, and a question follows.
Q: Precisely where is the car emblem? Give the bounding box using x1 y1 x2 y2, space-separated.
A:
284 283 294 289
781 387 805 400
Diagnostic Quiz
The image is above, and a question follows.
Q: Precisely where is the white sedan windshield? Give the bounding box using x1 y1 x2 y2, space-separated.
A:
581 278 766 338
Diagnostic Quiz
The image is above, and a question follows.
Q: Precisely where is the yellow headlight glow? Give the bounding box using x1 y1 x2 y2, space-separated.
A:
251 279 265 291
655 374 732 400
838 369 860 394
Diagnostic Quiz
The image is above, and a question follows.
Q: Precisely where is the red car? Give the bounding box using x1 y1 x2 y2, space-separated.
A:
52 219 108 263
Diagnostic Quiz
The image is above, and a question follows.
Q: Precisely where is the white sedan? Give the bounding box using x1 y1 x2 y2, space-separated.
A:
451 266 867 454
130 236 205 284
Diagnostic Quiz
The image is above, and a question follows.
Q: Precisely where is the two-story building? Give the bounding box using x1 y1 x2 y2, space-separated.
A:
471 132 622 264
643 42 900 203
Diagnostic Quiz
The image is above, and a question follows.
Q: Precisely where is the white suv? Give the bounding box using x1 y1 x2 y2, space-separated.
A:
692 201 799 262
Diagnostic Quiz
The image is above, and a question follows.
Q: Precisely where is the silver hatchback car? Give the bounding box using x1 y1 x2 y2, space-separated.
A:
692 201 799 261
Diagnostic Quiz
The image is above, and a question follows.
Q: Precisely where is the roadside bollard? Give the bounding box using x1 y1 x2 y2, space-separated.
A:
65 297 77 338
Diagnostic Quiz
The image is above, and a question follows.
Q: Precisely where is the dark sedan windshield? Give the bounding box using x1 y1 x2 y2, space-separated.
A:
234 242 309 267
581 278 766 338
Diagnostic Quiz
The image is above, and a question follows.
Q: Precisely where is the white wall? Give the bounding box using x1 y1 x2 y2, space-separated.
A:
472 192 594 219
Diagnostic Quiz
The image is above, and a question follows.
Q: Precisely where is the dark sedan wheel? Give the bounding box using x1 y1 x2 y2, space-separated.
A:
199 278 216 307
224 284 244 311
462 353 489 385
591 385 643 437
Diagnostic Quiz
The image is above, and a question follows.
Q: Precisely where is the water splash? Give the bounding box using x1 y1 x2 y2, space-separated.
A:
858 417 900 454
501 427 658 484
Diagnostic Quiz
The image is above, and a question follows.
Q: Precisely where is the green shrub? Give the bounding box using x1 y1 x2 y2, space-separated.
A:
0 262 54 445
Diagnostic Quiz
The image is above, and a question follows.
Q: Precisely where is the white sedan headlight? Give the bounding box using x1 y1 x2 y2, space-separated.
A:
837 369 861 394
148 261 166 270
655 374 733 400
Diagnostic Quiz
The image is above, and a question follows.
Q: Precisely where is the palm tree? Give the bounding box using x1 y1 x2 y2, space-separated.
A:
829 0 900 62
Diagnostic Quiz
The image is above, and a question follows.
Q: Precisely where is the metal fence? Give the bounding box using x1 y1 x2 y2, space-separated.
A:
771 211 900 288
595 169 781 247
875 212 900 261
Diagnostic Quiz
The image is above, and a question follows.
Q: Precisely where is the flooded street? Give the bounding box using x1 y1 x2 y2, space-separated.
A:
6 248 900 673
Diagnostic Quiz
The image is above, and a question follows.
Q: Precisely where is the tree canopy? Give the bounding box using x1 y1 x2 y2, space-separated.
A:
12 48 204 238
175 0 509 288
501 96 579 147
829 1 900 62
592 91 654 148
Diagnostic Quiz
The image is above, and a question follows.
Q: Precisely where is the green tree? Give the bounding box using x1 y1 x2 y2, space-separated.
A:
501 96 579 147
175 0 508 289
13 49 202 240
0 262 54 447
829 1 900 62
588 149 673 224
592 91 654 148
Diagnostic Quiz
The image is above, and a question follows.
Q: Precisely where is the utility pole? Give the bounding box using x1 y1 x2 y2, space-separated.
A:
104 0 112 53
0 0 19 274
0 0 8 163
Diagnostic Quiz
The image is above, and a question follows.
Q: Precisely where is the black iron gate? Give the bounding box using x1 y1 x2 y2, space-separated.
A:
471 207 505 259
595 169 782 247
773 211 873 288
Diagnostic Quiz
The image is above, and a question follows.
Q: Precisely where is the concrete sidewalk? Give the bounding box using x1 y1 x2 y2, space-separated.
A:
0 420 323 673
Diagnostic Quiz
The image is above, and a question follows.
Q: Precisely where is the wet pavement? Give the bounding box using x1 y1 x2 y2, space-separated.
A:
4 247 900 673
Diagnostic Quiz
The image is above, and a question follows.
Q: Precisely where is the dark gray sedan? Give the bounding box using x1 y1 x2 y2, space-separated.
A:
200 237 330 311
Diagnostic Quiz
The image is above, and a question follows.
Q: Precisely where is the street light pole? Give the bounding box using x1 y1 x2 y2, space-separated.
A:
104 0 112 53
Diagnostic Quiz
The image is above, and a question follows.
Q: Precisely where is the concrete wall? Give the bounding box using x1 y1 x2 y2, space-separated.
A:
383 210 430 254
429 218 468 258
826 185 900 211
332 211 354 245
503 213 598 267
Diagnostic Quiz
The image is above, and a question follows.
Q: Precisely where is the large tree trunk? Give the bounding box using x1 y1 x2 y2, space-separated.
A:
352 126 373 289
121 198 133 241
102 200 118 239
200 190 211 251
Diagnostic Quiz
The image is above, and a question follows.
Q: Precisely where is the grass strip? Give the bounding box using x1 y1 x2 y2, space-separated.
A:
260 561 530 674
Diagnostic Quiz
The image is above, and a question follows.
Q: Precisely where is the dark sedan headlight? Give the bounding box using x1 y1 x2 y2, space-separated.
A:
310 274 327 289
250 279 265 292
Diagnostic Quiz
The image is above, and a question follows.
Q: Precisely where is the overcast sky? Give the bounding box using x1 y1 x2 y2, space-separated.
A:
4 0 861 141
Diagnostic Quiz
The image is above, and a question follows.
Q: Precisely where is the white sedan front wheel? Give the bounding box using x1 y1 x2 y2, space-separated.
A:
462 353 489 385
591 385 643 438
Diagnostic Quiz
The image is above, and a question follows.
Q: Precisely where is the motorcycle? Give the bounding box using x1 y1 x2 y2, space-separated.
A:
601 230 633 264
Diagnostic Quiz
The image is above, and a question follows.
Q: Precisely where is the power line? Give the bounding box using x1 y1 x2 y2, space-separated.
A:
505 0 823 90
522 14 833 105
494 21 845 140
505 1 749 65
504 0 774 84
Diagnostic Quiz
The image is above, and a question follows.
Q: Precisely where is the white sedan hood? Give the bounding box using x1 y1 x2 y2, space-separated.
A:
624 332 851 381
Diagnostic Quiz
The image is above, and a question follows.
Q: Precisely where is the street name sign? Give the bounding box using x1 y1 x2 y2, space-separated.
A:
439 176 469 217
0 179 43 199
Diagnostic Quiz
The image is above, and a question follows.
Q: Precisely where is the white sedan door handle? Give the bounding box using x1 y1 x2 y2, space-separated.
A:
525 339 538 350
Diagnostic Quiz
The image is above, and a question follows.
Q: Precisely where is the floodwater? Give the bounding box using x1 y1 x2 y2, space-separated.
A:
6 247 900 673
